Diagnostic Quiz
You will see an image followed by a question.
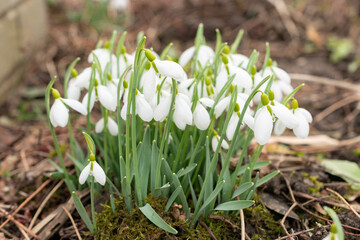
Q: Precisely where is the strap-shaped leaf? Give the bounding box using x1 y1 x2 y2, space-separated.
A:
82 132 96 154
176 163 197 178
256 170 280 187
232 182 253 199
215 200 254 211
139 203 178 234
72 191 94 233
165 186 181 211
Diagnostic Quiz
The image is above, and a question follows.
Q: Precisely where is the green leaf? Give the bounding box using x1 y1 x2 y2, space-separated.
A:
232 182 254 199
72 191 94 233
321 159 360 189
82 132 96 154
165 186 181 211
256 170 280 187
261 42 270 74
237 161 270 176
324 207 344 240
139 204 178 234
215 200 254 211
160 42 173 60
230 29 244 54
176 163 197 178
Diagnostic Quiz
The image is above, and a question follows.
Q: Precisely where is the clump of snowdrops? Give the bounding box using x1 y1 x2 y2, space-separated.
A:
46 24 312 233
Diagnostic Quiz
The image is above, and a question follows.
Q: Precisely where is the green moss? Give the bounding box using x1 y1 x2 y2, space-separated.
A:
244 195 283 239
302 173 324 194
94 195 209 240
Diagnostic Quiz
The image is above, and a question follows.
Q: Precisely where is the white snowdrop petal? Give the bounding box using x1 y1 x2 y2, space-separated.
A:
142 68 157 102
211 136 218 152
98 85 116 111
229 54 249 69
61 98 87 115
74 68 93 89
293 111 309 139
173 110 187 130
136 94 153 122
154 95 172 122
199 98 214 108
179 46 195 67
79 163 91 184
272 103 298 129
278 81 293 95
175 95 192 125
82 91 96 113
298 108 313 123
49 104 58 127
273 66 291 84
52 99 69 127
67 80 81 100
229 65 252 92
121 101 128 120
95 118 105 133
221 140 229 149
179 93 191 107
93 161 106 186
197 46 215 66
243 113 255 130
274 120 286 136
254 107 273 145
226 115 238 141
193 103 210 130
214 97 230 118
154 60 186 82
107 117 119 136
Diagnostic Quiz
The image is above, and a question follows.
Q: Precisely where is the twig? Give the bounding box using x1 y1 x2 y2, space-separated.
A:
276 226 329 240
29 180 64 229
199 220 218 240
62 206 82 240
0 212 39 239
240 209 247 240
0 179 51 230
20 150 30 171
280 202 297 239
326 188 360 220
289 73 360 93
313 95 360 124
18 225 31 240
209 215 240 231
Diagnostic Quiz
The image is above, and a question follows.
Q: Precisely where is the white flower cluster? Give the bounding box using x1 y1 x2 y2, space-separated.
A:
50 43 312 147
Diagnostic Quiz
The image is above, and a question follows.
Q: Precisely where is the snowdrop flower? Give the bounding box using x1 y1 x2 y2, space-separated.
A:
178 45 214 67
121 91 153 122
95 117 119 136
292 99 312 139
79 153 106 186
193 98 214 130
226 102 254 140
67 78 81 101
214 93 252 119
211 131 229 152
88 48 117 73
254 92 298 145
173 93 193 130
154 91 172 122
322 224 340 240
140 64 157 102
82 80 116 112
50 89 87 128
216 65 252 94
145 49 187 82
109 0 129 11
228 53 249 69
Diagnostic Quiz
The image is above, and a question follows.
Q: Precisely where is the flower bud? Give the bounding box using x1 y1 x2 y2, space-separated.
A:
121 46 126 55
269 90 274 101
251 65 257 76
89 153 96 161
207 68 213 76
222 55 229 65
205 77 211 86
123 80 128 89
145 61 151 70
223 45 230 55
268 58 273 67
292 99 298 109
234 103 240 113
261 93 269 106
145 49 156 62
52 88 61 99
104 41 110 49
107 73 112 80
72 69 78 78
95 79 99 87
